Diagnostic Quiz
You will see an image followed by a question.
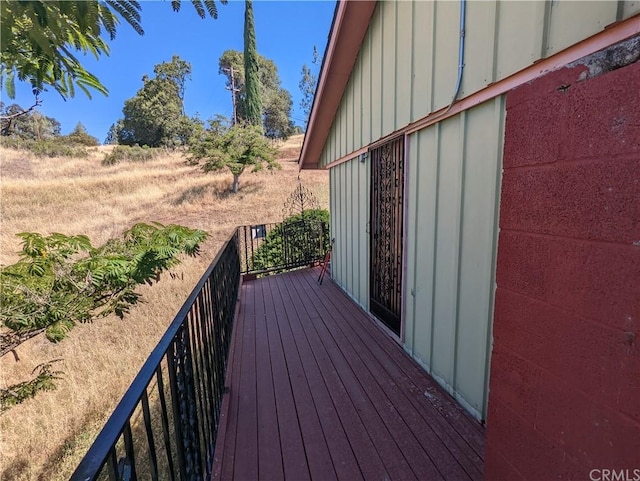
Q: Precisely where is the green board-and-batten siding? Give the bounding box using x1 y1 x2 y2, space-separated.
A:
330 157 370 312
323 0 639 421
329 96 504 420
403 98 504 420
318 0 639 168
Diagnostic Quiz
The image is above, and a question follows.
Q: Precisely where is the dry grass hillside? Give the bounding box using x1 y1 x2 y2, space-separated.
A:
0 135 328 480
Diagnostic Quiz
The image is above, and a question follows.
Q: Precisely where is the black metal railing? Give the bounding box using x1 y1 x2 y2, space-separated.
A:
236 219 329 275
71 235 240 481
72 218 329 481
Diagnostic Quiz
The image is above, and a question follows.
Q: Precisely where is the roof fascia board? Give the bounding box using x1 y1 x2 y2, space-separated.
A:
299 0 377 170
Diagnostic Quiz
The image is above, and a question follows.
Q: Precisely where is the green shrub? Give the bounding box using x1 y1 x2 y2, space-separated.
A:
250 209 330 273
102 145 161 166
0 137 89 158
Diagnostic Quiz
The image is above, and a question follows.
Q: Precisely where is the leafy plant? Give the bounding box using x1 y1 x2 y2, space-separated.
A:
187 123 279 193
251 209 329 273
0 362 63 414
0 223 208 411
0 136 89 158
102 144 161 165
1 1 225 100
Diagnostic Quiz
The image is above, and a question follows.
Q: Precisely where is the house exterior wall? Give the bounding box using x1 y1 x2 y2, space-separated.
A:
329 158 370 310
485 51 640 480
404 97 504 420
318 0 638 168
322 0 639 422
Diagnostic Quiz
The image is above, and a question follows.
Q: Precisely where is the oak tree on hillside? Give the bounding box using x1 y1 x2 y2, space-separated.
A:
0 102 61 139
187 124 279 193
113 56 200 147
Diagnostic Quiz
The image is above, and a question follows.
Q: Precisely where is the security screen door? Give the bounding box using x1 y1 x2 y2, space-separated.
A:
369 135 404 336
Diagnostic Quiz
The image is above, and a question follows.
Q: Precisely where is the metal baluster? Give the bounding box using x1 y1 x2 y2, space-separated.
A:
140 390 159 481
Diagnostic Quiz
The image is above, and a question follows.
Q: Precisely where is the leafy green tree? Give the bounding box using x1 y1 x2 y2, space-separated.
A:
299 64 317 129
243 0 262 130
299 46 319 129
118 56 198 147
104 119 123 145
263 88 294 140
219 50 293 139
0 102 61 139
153 54 192 112
67 122 99 146
0 223 207 411
0 0 225 101
187 124 279 193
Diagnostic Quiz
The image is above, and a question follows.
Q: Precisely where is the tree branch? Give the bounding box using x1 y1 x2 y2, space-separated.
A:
0 94 42 136
0 328 46 358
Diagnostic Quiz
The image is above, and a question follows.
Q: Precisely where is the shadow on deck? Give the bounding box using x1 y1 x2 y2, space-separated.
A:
212 267 485 481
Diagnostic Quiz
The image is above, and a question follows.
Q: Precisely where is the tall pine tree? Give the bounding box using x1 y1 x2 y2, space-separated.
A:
243 0 263 131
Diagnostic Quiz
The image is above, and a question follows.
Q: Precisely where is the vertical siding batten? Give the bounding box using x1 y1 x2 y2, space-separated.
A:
370 6 382 142
381 1 394 137
347 160 353 295
411 1 435 121
432 0 459 111
404 134 418 355
353 55 362 156
428 123 441 375
452 111 468 402
400 133 411 343
354 158 361 304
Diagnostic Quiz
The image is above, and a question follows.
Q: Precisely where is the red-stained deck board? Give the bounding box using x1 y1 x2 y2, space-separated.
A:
253 280 284 481
289 272 462 480
212 268 485 481
261 277 312 481
264 275 332 481
299 270 484 478
332 276 485 466
270 275 365 481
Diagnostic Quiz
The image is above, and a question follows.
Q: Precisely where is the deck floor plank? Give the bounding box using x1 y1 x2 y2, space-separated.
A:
291 270 462 480
233 281 259 480
213 268 485 481
317 276 486 470
262 275 321 481
215 281 247 480
281 271 425 480
271 275 365 481
253 280 284 480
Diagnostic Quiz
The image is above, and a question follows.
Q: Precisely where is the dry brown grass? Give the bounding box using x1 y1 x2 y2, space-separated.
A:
0 134 327 480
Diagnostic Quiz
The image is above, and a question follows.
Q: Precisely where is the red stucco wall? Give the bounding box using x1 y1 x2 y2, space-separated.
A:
485 51 640 480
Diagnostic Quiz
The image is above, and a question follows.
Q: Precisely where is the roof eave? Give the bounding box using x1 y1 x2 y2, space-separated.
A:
299 0 377 170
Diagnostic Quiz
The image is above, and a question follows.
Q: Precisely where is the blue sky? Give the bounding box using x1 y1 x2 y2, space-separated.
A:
8 0 336 142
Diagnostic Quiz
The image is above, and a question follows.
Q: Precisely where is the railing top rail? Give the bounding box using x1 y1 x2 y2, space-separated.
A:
71 232 238 480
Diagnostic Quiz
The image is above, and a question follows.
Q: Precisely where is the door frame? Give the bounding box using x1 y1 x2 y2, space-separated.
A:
368 134 406 338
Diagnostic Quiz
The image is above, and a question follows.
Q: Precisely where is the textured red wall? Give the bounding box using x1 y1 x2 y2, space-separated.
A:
485 50 640 480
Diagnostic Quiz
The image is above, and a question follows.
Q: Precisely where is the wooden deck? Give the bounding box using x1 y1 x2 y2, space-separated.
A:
212 267 485 481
